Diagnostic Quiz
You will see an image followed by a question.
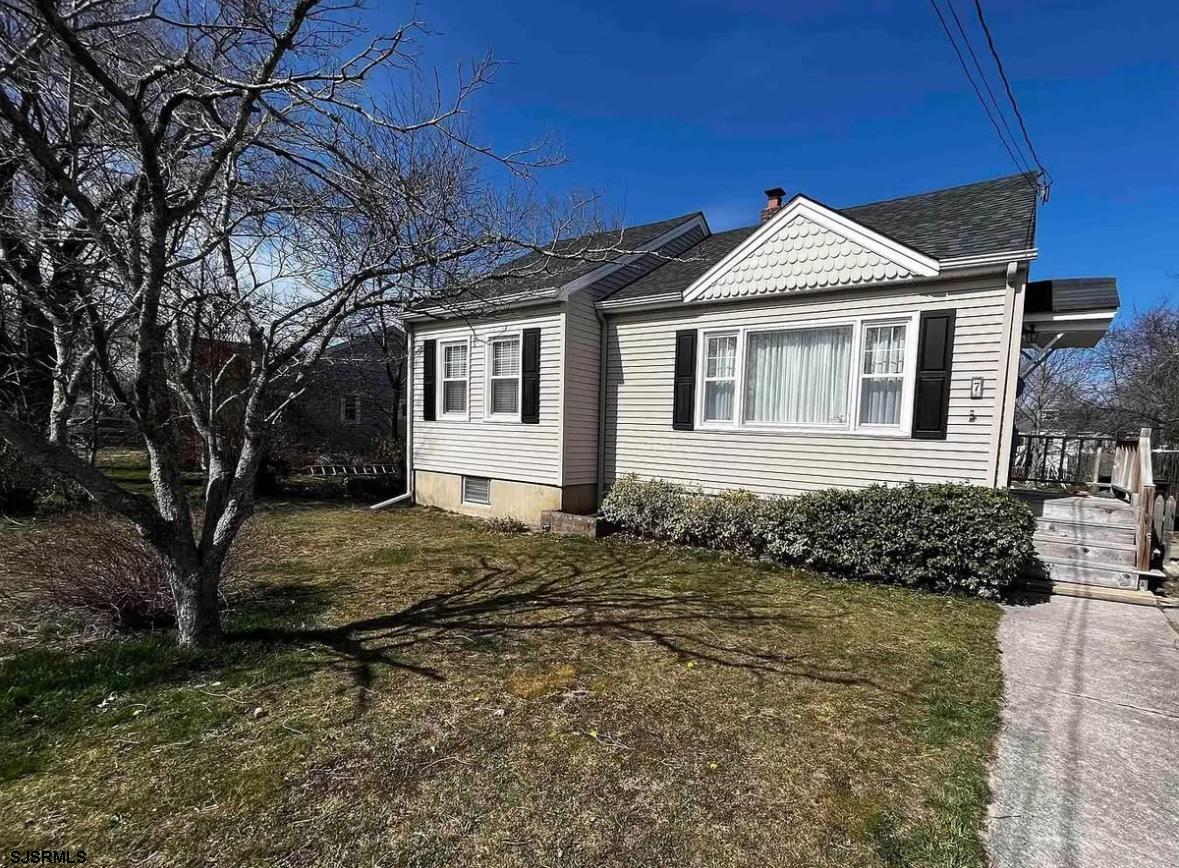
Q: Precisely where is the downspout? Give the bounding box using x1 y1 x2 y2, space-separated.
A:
371 321 415 510
595 306 609 510
990 261 1024 488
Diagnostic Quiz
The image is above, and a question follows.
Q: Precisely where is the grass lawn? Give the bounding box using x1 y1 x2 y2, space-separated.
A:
0 502 1003 867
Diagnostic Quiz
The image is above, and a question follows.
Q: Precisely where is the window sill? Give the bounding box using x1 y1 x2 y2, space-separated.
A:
691 423 913 439
483 414 523 424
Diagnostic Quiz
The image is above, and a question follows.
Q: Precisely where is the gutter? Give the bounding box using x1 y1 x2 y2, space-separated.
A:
371 320 415 510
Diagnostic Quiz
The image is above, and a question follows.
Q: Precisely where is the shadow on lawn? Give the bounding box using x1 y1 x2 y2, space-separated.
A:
233 547 886 708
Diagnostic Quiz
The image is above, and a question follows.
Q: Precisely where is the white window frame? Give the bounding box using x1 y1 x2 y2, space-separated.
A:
339 394 361 425
853 317 917 433
437 337 470 421
696 329 741 427
483 331 523 423
693 312 920 437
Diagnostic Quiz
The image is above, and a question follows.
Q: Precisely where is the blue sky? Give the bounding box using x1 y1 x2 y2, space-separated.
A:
375 0 1177 309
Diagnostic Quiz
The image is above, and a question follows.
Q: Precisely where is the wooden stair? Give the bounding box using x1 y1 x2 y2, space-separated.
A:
1017 492 1151 591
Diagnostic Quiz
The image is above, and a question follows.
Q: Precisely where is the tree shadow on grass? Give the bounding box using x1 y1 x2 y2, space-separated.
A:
232 547 896 711
0 579 335 780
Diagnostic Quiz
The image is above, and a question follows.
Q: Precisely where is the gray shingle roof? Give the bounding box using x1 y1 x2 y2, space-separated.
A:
603 173 1040 305
450 213 702 305
1025 278 1119 314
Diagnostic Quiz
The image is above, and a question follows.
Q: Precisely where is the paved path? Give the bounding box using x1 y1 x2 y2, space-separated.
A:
987 596 1179 868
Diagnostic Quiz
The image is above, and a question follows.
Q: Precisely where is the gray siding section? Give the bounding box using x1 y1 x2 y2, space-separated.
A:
561 224 708 486
604 275 1012 497
413 308 563 485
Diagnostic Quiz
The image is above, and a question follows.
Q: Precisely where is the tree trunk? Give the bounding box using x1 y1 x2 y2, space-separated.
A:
169 561 223 647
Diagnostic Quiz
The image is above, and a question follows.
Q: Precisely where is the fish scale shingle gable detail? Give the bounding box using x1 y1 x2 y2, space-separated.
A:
602 173 1039 306
689 205 936 303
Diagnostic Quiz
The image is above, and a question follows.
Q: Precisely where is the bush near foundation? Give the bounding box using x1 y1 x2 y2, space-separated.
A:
600 476 1034 598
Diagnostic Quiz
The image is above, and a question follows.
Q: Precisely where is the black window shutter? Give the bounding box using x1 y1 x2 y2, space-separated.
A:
672 329 697 431
911 310 956 439
521 328 541 424
422 339 436 421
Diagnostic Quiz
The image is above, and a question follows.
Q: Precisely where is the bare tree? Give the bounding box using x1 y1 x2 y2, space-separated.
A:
0 0 629 645
1016 348 1100 433
1018 296 1179 443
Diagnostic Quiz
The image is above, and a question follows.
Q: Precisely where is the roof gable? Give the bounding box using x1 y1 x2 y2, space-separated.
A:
682 196 938 304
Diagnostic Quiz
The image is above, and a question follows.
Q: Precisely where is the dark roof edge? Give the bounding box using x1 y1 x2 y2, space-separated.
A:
560 211 709 298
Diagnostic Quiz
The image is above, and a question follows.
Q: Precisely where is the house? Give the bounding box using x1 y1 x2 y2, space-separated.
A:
402 173 1130 562
282 328 407 460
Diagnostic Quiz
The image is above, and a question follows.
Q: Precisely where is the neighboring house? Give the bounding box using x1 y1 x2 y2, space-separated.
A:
283 328 407 458
403 173 1120 528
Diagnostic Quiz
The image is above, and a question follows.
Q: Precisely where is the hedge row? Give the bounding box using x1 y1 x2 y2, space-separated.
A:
599 476 1035 598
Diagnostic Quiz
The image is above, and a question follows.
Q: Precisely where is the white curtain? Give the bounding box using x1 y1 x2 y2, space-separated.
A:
744 326 852 424
858 325 906 426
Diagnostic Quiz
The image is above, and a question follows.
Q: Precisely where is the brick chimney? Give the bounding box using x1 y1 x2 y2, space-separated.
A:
760 187 786 222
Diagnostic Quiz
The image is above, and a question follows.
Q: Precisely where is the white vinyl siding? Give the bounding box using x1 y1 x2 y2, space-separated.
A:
414 309 563 486
560 292 603 485
604 274 1012 497
560 221 709 488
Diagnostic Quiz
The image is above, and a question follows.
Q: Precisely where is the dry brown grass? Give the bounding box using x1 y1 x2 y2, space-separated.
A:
0 504 1003 867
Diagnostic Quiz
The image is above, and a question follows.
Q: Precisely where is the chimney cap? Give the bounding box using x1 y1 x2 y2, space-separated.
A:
764 186 786 199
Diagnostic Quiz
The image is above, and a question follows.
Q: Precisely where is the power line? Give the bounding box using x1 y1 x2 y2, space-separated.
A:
944 0 1033 177
971 0 1052 197
927 0 1038 190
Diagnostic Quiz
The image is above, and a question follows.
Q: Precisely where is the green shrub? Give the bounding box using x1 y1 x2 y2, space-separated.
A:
600 476 1034 598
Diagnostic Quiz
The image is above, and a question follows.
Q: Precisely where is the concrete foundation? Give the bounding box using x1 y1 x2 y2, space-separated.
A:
414 469 573 525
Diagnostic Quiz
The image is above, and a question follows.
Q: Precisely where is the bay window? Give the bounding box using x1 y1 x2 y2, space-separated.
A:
695 316 916 434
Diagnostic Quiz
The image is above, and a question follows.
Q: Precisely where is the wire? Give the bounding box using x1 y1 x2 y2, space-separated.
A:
927 0 1039 191
945 0 1033 178
971 0 1052 197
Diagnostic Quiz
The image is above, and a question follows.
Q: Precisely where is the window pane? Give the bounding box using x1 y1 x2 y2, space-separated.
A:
862 325 906 375
491 338 520 378
490 378 518 414
859 377 903 426
744 326 852 424
704 381 734 421
443 380 466 413
706 335 737 379
443 343 467 379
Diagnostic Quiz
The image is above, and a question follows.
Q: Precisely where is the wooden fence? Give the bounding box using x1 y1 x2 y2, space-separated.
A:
1153 450 1179 494
1156 493 1177 565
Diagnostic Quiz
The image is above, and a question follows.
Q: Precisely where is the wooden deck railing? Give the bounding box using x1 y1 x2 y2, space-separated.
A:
1012 428 1158 571
1111 428 1157 571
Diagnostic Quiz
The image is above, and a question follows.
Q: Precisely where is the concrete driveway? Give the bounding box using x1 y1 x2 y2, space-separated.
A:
987 595 1179 868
